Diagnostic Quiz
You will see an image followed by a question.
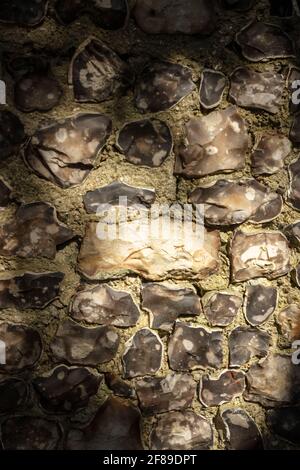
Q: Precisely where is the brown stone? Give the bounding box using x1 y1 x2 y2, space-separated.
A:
287 158 300 210
228 326 271 367
105 373 136 398
202 291 242 327
216 407 263 450
200 370 246 406
244 285 278 325
277 304 300 343
251 133 292 175
15 73 62 112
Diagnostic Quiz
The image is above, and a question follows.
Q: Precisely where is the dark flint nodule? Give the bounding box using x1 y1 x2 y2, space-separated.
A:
202 291 242 327
284 220 300 248
15 73 63 112
287 158 300 210
276 304 300 343
244 284 278 325
105 372 136 398
0 0 48 26
199 69 227 110
0 110 26 161
200 370 246 407
215 408 263 450
251 133 291 176
116 119 173 167
228 326 271 367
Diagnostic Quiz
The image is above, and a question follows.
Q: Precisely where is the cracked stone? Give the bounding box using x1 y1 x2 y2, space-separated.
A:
141 283 201 331
0 0 48 26
267 407 300 444
174 106 249 178
84 181 156 213
78 213 220 281
0 179 12 209
1 416 61 450
168 321 223 371
54 0 129 29
133 0 215 35
200 370 246 406
189 179 282 225
245 353 300 406
276 304 300 343
0 323 42 373
150 410 213 450
230 230 290 282
229 67 285 113
244 284 278 325
50 319 120 366
34 365 102 413
116 119 173 167
24 113 112 188
199 69 227 110
0 110 26 161
134 61 195 113
105 373 136 398
69 283 140 327
287 158 300 210
216 407 263 449
0 378 29 414
236 20 294 62
69 37 133 103
122 328 163 378
229 326 271 367
15 72 63 112
251 133 292 175
0 202 74 258
136 372 196 415
0 272 64 309
202 291 242 327
66 396 143 450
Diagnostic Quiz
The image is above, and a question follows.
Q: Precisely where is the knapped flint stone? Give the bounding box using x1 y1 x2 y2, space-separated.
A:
267 407 300 444
244 285 278 326
236 20 294 62
0 110 26 161
141 283 201 331
133 0 215 35
230 230 290 282
199 69 227 110
284 221 300 248
168 321 223 371
1 416 61 450
229 67 285 114
251 134 292 175
287 158 300 210
84 181 156 213
105 372 136 398
174 106 249 178
78 215 220 281
69 38 133 103
122 328 163 378
0 202 74 259
34 365 102 413
134 61 195 113
54 0 129 30
292 264 300 288
0 179 12 209
221 0 255 10
136 372 196 415
0 378 29 414
24 113 112 188
66 396 143 450
199 370 246 407
276 304 300 343
15 73 63 112
69 284 140 327
0 272 64 309
288 67 300 114
0 0 48 26
228 326 271 367
0 323 42 373
50 319 120 366
216 408 263 450
189 179 282 225
245 354 300 406
202 291 242 327
116 119 173 167
150 410 213 450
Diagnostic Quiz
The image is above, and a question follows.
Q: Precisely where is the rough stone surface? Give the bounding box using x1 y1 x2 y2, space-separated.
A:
168 322 223 371
228 326 271 366
50 319 120 366
216 408 263 449
174 106 249 178
141 283 201 331
199 69 227 109
202 291 242 327
244 284 278 325
230 230 291 282
66 396 143 450
200 370 246 406
251 133 292 175
276 304 300 343
24 113 112 188
136 372 196 415
150 410 213 450
122 328 163 378
69 284 140 327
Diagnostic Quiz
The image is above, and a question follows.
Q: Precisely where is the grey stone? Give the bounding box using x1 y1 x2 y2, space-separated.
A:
202 291 242 327
229 326 271 367
200 370 246 406
216 407 263 449
244 285 278 325
199 69 227 109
